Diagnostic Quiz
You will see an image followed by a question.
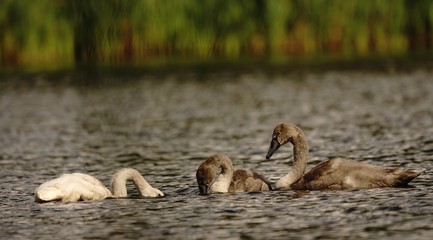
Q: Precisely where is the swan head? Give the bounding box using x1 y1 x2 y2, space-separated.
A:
266 122 302 159
142 187 165 198
196 153 232 195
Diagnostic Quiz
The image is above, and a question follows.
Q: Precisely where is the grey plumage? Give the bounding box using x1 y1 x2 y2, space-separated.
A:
266 122 424 190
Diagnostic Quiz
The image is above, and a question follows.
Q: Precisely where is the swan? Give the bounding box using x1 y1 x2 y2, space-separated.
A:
266 122 424 190
196 153 271 195
35 168 164 202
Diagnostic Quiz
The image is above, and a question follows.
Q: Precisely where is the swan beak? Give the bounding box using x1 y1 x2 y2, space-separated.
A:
198 184 210 195
266 139 281 159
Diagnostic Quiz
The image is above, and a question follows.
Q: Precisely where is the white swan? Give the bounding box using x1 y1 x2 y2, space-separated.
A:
196 153 271 195
266 122 424 190
35 168 164 202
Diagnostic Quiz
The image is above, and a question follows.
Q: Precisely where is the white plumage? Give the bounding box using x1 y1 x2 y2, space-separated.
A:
35 168 163 202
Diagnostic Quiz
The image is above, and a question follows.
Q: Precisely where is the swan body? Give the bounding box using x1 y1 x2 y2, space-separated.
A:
35 168 163 202
266 122 424 190
196 153 271 195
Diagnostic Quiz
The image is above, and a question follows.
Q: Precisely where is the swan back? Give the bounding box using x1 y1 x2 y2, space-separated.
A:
110 168 164 198
292 158 424 190
230 169 272 192
35 173 112 202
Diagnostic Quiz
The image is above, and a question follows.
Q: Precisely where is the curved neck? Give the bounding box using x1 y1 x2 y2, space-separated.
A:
210 159 234 193
276 134 309 189
110 168 153 197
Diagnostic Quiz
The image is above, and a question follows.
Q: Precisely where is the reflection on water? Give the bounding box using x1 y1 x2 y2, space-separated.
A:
0 68 432 239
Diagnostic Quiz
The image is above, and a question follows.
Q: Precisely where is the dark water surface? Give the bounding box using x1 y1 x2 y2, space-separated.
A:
1 67 432 239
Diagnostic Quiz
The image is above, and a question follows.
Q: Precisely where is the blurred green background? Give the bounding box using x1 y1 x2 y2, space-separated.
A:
1 0 432 69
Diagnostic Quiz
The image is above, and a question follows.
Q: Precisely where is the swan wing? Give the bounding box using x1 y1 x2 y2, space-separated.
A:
293 158 373 190
294 158 423 190
291 159 342 190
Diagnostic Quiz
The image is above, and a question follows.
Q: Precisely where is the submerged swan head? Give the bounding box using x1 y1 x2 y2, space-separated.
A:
196 153 233 195
266 123 304 159
196 165 215 195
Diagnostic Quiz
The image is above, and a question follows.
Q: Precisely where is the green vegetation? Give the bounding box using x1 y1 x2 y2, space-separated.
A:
1 0 432 68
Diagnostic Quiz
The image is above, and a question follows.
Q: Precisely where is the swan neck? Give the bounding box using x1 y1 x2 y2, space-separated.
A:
220 159 234 177
276 134 309 189
210 157 234 193
110 168 152 197
293 134 308 174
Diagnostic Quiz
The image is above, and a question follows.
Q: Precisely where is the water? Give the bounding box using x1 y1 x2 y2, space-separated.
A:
1 67 432 239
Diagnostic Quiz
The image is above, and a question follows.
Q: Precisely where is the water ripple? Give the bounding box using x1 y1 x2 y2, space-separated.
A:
1 70 433 239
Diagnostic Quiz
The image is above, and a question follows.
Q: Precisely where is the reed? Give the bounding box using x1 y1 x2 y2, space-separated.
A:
1 0 432 67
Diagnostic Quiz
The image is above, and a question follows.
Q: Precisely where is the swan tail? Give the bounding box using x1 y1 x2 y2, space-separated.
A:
393 169 425 187
35 186 63 202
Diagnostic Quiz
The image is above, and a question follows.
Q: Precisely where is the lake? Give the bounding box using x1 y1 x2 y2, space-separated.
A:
1 65 432 239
